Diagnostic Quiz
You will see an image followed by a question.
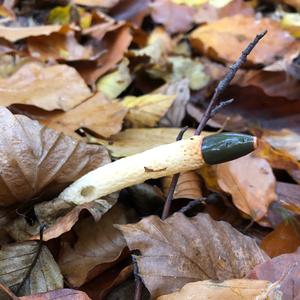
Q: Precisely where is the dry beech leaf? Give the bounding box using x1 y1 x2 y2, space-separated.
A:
80 25 132 85
0 241 63 296
216 154 276 221
162 171 202 200
58 204 134 287
276 182 300 216
20 289 91 300
150 0 196 34
157 279 281 300
6 195 118 241
0 24 63 42
87 128 196 157
41 92 128 139
0 107 110 207
0 62 91 111
189 15 294 64
261 129 300 161
27 32 94 61
261 218 300 257
117 212 268 298
247 248 300 299
122 94 175 127
158 79 190 127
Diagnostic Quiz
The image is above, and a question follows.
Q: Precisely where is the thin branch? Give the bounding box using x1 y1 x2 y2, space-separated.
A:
161 126 189 220
211 98 234 117
16 224 46 296
194 30 267 136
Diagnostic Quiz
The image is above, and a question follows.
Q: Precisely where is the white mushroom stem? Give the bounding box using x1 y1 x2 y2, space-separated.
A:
59 136 204 205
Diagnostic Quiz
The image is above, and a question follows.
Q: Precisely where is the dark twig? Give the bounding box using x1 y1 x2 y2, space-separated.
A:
161 126 189 220
16 224 46 296
194 30 267 136
211 98 234 117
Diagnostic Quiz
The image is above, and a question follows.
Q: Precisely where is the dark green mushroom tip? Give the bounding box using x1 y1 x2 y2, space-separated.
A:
201 133 257 165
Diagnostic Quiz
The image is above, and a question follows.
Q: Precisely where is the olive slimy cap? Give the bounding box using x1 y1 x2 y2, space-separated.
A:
201 133 257 165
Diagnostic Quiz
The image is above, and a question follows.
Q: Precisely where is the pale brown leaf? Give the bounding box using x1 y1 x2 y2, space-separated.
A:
87 128 196 157
0 62 91 111
189 15 294 64
73 0 120 8
59 204 134 286
216 154 276 221
41 93 128 139
20 289 91 300
117 212 268 298
0 24 63 42
0 241 63 296
162 171 202 200
157 279 281 300
0 107 110 207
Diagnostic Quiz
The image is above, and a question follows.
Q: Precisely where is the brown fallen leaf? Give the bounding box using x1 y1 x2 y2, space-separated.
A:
122 94 175 127
189 15 294 64
73 0 120 8
247 247 300 299
117 212 268 298
261 129 300 161
0 24 64 42
261 218 300 257
6 194 118 241
235 70 300 100
0 241 63 296
276 182 300 216
79 25 132 85
87 128 196 157
19 289 91 300
58 204 134 287
27 32 95 61
157 279 281 300
0 107 110 207
162 171 203 200
216 154 276 221
0 62 91 111
41 92 128 138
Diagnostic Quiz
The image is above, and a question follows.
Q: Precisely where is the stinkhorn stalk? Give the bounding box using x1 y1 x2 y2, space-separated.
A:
58 133 257 205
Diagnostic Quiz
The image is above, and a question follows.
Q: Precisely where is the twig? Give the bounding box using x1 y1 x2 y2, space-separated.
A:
16 224 46 296
194 30 267 136
211 98 234 117
161 126 189 220
160 31 267 220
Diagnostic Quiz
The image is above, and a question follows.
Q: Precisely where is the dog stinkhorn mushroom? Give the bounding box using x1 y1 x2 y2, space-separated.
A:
57 132 257 205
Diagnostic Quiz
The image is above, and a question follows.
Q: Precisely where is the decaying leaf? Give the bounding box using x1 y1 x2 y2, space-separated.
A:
248 247 300 299
162 171 203 200
276 182 300 216
0 62 91 111
19 289 92 300
0 107 110 207
261 129 300 161
157 279 281 300
216 154 276 221
0 241 63 296
158 80 190 127
74 0 120 8
261 218 300 257
189 15 294 64
0 24 64 42
58 204 134 287
87 128 196 157
122 94 175 127
117 212 268 297
96 59 132 99
41 92 128 138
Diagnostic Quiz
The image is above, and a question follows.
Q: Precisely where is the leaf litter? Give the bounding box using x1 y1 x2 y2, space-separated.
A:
0 0 299 299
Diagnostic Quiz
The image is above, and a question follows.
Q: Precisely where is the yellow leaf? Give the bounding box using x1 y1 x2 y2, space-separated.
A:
48 5 72 25
171 0 207 5
96 59 132 100
122 94 176 127
281 12 300 38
